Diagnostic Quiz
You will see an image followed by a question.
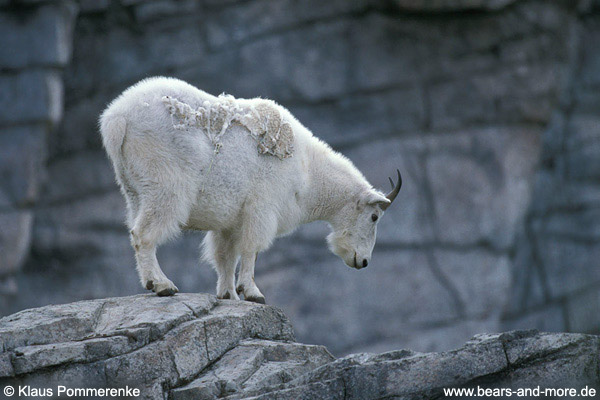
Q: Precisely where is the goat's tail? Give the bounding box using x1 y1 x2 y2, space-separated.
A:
99 110 128 174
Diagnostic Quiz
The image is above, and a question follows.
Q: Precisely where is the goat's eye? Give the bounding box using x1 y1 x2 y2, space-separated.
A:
371 214 378 222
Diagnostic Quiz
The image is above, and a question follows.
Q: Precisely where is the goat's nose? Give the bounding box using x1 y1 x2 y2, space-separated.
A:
362 259 368 268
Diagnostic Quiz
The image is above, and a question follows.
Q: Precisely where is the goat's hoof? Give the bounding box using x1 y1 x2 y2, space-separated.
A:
145 280 154 290
246 296 266 304
219 291 232 300
217 291 240 300
156 288 177 296
236 285 244 295
154 281 178 296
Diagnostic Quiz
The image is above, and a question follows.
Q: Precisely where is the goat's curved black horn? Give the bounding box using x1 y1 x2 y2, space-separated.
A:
381 169 402 211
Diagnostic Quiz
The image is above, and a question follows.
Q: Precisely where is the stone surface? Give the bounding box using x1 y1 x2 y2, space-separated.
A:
0 1 77 69
0 211 33 278
40 150 117 203
31 190 129 261
0 70 63 125
391 0 518 12
0 124 46 281
0 296 598 399
0 125 46 209
0 0 599 359
566 287 600 333
171 340 335 400
0 294 294 392
503 16 600 334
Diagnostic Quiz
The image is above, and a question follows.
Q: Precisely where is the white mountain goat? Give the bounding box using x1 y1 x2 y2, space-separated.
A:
99 77 401 303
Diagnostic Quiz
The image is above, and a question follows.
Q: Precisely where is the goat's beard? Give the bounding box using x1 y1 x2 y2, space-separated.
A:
327 231 355 268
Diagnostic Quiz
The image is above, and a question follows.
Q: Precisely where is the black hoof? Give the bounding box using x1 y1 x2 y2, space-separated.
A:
246 296 266 304
156 288 177 296
145 280 154 290
221 291 231 300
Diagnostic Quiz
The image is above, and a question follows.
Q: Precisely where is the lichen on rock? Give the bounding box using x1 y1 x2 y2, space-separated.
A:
162 95 294 160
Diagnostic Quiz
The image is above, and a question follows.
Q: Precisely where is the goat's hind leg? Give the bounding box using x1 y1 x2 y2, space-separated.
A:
130 201 183 296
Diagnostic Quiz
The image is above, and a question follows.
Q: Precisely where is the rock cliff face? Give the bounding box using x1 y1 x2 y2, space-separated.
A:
0 0 599 356
1 295 598 400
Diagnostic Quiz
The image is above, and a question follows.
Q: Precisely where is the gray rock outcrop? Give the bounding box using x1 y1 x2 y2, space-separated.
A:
1 0 599 357
1 295 598 399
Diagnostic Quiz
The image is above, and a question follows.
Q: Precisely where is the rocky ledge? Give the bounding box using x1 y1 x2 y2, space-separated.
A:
0 294 598 399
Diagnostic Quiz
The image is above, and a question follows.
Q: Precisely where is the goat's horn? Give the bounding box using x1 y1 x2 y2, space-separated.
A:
381 169 402 211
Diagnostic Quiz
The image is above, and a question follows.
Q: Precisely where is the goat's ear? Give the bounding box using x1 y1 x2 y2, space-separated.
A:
364 191 390 208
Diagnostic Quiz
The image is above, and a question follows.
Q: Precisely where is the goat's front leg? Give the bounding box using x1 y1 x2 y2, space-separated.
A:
204 231 240 300
237 252 265 304
215 251 240 301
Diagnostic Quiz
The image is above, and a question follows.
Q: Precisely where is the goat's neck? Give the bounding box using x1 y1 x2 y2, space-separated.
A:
303 147 367 225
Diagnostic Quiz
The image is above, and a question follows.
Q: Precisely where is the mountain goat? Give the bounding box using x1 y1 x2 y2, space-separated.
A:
99 77 401 303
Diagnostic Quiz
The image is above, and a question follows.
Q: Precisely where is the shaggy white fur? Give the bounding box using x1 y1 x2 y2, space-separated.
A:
162 94 294 160
99 77 396 302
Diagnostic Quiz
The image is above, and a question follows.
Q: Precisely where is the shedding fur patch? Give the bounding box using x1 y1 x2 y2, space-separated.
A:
240 102 294 159
162 95 294 160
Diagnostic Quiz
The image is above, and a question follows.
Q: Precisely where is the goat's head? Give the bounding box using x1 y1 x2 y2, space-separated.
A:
327 170 402 269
